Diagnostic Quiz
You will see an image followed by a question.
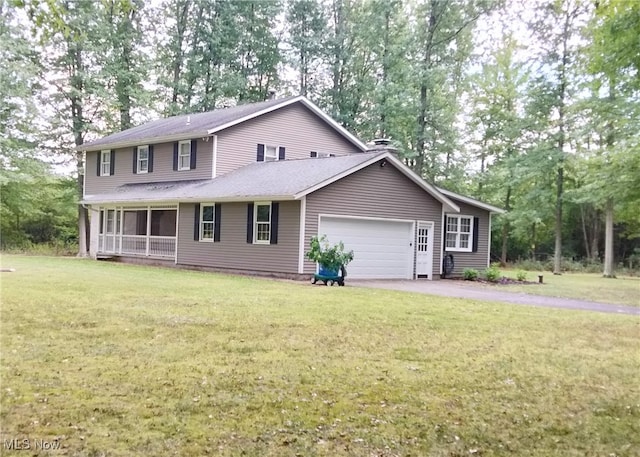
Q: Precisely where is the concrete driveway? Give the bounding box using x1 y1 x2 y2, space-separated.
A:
348 279 640 316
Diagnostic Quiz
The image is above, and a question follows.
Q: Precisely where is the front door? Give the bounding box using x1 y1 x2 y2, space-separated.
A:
416 221 433 278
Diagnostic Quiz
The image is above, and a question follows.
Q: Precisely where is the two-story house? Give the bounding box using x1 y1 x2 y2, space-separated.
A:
80 95 503 279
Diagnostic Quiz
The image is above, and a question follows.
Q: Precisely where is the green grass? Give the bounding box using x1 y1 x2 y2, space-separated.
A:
497 269 640 308
1 255 639 456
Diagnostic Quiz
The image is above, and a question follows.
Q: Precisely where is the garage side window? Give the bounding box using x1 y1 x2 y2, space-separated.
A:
445 215 473 252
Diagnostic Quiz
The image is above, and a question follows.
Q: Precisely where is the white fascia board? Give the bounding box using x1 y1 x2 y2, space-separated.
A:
207 96 368 152
80 195 297 206
437 188 506 214
79 132 210 152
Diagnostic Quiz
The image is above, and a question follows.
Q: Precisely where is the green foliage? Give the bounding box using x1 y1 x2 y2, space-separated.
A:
305 235 354 272
484 264 502 282
0 160 77 249
463 268 479 281
516 270 528 282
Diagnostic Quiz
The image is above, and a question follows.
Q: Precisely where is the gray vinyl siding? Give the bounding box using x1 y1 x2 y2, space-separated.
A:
216 103 361 176
443 200 491 276
304 161 443 277
85 138 213 195
177 201 300 273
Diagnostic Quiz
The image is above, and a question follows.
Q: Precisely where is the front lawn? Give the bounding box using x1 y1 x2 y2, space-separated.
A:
1 256 638 456
498 269 640 307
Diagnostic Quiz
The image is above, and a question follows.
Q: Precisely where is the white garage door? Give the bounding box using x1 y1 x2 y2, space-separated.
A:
319 216 413 279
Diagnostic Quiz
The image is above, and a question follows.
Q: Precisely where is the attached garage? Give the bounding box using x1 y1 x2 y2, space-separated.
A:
319 216 414 279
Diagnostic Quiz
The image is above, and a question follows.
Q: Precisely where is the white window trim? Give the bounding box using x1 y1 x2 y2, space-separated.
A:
200 203 215 242
100 150 111 176
253 201 271 244
137 145 149 174
264 145 278 162
178 140 191 171
445 215 474 252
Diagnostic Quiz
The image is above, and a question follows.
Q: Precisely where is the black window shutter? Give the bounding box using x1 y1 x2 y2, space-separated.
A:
246 204 254 243
270 202 279 245
278 146 285 160
173 142 179 171
148 145 154 173
96 152 101 176
310 151 317 158
132 147 138 174
193 203 200 241
256 144 265 162
110 150 115 175
190 140 197 169
472 217 480 252
214 203 221 242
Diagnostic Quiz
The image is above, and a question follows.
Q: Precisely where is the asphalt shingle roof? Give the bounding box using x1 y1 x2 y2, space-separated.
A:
83 96 298 150
82 152 386 204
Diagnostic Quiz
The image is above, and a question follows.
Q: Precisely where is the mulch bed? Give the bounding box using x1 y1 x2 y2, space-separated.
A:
449 276 541 286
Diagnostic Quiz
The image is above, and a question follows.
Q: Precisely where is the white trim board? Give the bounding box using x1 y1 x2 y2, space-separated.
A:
437 187 505 214
297 196 306 274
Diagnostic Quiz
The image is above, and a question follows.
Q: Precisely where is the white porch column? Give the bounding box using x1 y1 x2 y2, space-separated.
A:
145 206 151 256
88 205 100 259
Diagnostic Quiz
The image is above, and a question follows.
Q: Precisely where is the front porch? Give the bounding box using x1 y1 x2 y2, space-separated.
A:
96 205 178 259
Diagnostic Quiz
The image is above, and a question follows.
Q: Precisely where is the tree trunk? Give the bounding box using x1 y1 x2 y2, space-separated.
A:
415 1 438 178
580 205 591 259
602 78 616 278
603 197 615 277
70 42 88 257
500 185 512 266
531 222 536 261
553 166 563 274
553 5 572 275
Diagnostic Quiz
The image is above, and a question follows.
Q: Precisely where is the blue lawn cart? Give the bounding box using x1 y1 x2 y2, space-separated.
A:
311 264 347 286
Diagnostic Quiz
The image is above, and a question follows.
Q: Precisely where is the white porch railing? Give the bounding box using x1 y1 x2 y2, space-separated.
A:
98 234 176 258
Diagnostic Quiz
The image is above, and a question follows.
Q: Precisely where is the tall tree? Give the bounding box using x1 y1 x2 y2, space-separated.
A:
409 0 492 183
23 0 109 256
286 0 328 97
98 0 149 131
467 35 528 265
578 0 640 277
529 0 586 274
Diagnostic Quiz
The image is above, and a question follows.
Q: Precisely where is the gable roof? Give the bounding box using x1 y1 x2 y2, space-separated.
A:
437 188 506 214
82 151 460 212
79 96 368 152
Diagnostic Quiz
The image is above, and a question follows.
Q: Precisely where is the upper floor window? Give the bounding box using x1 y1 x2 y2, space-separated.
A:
173 140 196 171
100 150 111 176
257 144 285 162
178 140 191 170
310 151 336 158
265 145 278 162
137 145 149 174
445 215 473 252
